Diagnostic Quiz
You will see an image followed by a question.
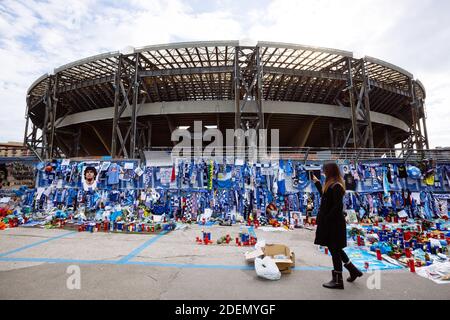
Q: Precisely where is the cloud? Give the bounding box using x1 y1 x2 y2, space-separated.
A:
241 0 450 147
0 0 448 148
0 0 243 142
245 0 408 49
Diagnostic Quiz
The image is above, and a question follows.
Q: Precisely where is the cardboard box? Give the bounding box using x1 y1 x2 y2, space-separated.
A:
245 248 264 263
262 244 295 274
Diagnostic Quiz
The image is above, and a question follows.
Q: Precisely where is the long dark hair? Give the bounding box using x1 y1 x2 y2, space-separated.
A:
323 162 345 193
84 166 97 179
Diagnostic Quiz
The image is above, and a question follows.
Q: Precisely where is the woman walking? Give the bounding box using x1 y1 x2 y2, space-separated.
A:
312 162 363 289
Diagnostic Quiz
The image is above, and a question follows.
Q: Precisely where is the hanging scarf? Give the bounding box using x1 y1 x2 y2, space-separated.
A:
208 160 214 190
170 164 176 183
383 167 390 197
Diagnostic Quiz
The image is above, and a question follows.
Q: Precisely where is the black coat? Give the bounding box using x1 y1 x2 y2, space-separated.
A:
314 181 347 249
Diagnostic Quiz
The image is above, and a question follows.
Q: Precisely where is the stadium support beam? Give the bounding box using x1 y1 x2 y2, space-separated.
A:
111 53 144 159
385 128 391 149
28 74 60 160
234 50 241 130
24 91 42 161
329 122 351 149
111 55 123 158
74 127 81 157
329 123 334 148
111 52 151 158
345 58 374 149
404 80 429 150
49 74 59 158
88 124 111 154
147 121 152 149
421 108 430 149
23 115 44 162
165 115 177 147
54 135 71 158
135 122 147 152
234 46 264 131
41 81 50 159
130 54 139 158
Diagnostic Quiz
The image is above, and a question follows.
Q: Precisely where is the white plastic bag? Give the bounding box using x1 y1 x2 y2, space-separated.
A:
255 239 266 250
255 256 281 281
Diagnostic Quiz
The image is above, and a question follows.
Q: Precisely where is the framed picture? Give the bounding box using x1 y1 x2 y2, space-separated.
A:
82 162 100 192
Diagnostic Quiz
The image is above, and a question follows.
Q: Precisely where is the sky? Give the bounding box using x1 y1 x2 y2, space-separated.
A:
0 0 449 147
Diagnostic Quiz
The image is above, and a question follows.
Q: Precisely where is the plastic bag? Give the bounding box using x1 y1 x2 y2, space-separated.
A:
255 239 266 250
255 256 281 281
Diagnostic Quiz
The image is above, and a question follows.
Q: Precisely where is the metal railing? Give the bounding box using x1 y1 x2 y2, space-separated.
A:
141 147 450 163
16 146 450 163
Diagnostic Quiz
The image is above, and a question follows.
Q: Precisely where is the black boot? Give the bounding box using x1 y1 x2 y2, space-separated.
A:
344 262 363 282
323 271 344 289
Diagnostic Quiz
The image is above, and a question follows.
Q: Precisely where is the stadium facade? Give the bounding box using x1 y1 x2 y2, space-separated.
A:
24 41 429 160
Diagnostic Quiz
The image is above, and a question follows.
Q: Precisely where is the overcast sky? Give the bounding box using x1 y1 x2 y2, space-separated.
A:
1 0 449 147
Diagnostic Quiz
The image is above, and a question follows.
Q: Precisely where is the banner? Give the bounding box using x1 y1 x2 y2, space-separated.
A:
0 163 35 189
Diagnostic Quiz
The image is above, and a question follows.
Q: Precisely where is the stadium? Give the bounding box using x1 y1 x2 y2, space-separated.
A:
24 40 429 160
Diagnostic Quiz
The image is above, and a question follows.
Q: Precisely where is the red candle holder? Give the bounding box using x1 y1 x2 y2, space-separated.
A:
404 231 412 241
409 259 416 273
405 248 411 258
357 236 364 246
376 249 382 261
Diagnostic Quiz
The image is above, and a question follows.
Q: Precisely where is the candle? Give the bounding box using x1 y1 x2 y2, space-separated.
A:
409 259 416 273
376 249 382 261
405 248 411 258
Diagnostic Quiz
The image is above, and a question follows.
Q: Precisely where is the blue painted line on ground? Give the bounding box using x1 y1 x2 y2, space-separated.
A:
0 231 77 258
0 230 398 272
117 230 168 264
126 260 256 270
293 266 332 271
0 257 118 265
127 262 332 271
0 255 336 271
